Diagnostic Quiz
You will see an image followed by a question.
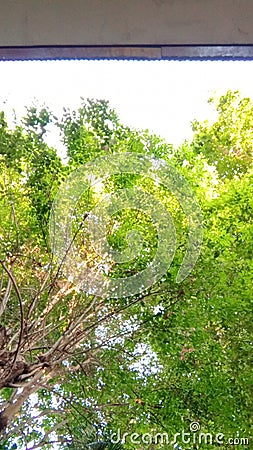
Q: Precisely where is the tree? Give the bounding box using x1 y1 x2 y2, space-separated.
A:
0 94 252 449
191 90 253 179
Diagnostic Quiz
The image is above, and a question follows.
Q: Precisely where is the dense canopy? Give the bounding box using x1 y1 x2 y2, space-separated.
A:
0 91 252 449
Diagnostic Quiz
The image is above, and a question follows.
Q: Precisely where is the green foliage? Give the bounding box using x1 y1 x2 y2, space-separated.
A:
191 90 253 178
0 92 252 449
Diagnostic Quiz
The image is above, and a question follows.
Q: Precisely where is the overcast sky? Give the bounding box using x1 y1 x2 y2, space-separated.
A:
1 60 253 150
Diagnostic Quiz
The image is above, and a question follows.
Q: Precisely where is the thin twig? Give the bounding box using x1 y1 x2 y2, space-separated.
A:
0 261 24 369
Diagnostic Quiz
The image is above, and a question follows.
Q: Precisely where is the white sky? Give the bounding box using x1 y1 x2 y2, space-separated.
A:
1 60 253 149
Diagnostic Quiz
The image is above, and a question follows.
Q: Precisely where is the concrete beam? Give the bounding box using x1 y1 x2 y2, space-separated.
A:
0 0 253 47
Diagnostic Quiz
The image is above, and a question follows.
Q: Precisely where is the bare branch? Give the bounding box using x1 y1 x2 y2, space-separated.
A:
0 261 24 369
0 277 12 317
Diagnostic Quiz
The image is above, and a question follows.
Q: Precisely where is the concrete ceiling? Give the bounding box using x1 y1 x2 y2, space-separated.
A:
0 1 253 59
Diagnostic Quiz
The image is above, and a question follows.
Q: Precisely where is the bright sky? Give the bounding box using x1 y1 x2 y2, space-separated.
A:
1 60 253 150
